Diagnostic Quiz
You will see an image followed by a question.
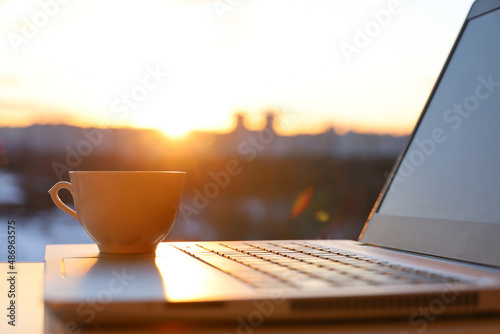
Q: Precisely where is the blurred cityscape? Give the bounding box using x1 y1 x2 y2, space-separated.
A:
0 112 407 261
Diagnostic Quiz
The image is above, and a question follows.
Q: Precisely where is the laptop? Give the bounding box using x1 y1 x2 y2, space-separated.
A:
44 0 500 327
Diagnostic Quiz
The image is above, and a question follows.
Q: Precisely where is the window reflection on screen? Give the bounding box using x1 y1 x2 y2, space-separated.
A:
379 9 500 224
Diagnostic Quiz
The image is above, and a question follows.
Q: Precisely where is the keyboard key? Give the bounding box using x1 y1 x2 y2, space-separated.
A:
295 279 334 289
177 242 467 289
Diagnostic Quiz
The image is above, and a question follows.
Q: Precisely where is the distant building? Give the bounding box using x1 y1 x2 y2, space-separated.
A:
222 113 405 158
0 115 407 161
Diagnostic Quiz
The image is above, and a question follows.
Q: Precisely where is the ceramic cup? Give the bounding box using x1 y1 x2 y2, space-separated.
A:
48 171 185 253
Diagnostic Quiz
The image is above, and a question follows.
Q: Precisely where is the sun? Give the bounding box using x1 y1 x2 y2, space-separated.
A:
129 90 238 138
130 102 231 138
156 118 194 138
128 109 190 137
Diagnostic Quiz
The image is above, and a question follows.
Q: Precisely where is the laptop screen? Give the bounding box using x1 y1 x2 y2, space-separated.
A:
361 3 500 267
378 8 500 224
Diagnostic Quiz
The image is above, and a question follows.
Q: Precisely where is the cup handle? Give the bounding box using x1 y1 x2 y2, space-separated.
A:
48 181 79 222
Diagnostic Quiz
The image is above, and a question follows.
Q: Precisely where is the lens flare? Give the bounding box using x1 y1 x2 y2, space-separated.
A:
291 186 313 218
315 210 330 223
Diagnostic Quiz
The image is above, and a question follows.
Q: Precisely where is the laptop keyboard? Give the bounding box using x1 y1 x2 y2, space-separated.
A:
176 241 466 289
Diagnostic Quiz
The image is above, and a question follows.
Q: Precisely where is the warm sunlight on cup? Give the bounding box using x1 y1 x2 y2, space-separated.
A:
48 171 186 253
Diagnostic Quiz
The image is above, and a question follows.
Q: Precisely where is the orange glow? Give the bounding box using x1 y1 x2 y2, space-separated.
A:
155 246 213 302
0 1 473 136
291 186 314 219
61 258 98 278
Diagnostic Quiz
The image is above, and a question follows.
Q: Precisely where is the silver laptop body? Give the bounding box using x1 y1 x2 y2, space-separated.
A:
44 0 500 327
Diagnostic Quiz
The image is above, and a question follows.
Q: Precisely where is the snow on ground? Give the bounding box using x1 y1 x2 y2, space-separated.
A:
0 208 93 262
0 172 25 205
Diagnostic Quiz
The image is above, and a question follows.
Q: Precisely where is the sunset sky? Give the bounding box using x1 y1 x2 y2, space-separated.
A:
0 0 474 136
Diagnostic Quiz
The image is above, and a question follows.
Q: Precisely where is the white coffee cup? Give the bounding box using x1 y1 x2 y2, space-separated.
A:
48 171 185 253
